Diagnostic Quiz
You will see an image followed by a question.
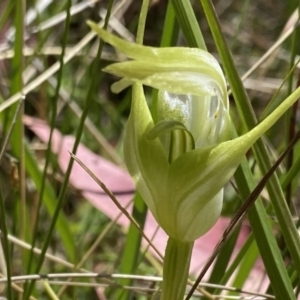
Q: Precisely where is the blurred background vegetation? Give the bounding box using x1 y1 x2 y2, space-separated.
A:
1 0 300 299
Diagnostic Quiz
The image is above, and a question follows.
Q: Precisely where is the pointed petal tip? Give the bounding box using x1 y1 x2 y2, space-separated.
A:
111 79 135 93
86 20 99 32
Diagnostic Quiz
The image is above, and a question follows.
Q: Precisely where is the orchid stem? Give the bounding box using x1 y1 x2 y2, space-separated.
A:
160 237 193 300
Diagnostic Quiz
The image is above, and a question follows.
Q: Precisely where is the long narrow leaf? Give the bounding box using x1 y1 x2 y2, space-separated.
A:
171 0 206 49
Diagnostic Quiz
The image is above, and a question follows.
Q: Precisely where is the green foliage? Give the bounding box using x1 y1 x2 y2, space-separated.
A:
1 1 300 299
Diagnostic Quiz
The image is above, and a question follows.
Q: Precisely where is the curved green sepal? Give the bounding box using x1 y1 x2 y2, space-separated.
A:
87 20 228 108
111 78 135 93
104 62 226 99
123 83 169 220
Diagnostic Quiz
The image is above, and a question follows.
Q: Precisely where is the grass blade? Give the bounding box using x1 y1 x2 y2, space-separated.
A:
112 192 147 299
171 0 206 49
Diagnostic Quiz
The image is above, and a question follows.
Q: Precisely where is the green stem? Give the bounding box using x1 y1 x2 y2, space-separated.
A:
136 0 149 44
160 237 193 300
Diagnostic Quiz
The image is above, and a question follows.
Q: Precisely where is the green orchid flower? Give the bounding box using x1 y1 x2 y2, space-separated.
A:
88 22 233 243
88 21 300 300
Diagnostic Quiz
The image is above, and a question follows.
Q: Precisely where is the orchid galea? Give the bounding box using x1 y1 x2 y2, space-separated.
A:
88 21 300 300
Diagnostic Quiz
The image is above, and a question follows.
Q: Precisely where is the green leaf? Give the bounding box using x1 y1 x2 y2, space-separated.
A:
229 239 259 295
24 145 75 260
207 225 242 294
112 192 147 299
171 0 206 49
